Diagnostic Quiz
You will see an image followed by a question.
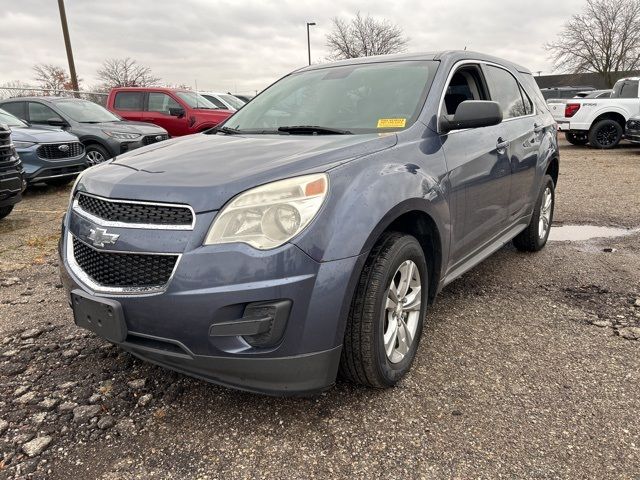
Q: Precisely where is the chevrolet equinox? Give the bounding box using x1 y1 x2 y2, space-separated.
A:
59 51 559 395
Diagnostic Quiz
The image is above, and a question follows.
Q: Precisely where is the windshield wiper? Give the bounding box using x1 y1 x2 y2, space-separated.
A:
210 126 242 135
277 125 352 135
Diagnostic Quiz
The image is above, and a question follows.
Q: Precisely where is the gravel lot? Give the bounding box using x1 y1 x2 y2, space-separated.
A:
0 139 639 479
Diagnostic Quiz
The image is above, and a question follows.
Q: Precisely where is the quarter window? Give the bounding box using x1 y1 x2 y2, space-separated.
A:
114 92 144 110
147 93 181 113
28 102 63 124
484 66 530 119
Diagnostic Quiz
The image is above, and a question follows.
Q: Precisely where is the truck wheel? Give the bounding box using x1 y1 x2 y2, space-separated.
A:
513 175 555 252
0 205 14 220
588 119 622 149
564 131 588 146
339 232 428 388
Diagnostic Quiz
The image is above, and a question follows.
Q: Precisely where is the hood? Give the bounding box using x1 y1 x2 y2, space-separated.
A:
10 126 79 144
81 120 167 135
80 132 397 212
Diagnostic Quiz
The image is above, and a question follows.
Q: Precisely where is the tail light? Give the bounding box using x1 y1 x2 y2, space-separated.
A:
565 103 581 118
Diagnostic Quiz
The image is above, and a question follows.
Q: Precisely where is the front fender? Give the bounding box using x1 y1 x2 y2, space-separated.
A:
292 141 450 265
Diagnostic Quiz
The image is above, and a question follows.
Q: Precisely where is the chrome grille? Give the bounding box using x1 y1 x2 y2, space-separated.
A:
76 193 194 228
0 126 15 167
72 236 178 289
37 142 84 160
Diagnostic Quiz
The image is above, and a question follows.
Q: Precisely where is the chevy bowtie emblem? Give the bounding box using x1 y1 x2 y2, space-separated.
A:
88 227 119 247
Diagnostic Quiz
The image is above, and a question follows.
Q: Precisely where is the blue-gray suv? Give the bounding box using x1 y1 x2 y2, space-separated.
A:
59 51 559 395
0 108 86 186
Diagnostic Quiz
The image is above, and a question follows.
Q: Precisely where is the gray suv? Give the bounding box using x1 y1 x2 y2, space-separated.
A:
59 51 559 395
0 97 168 164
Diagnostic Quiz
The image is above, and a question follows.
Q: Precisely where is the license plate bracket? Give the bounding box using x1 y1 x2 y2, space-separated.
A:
71 289 127 343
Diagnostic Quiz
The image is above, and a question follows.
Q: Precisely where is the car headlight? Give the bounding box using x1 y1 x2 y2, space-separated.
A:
13 141 36 149
102 130 141 140
204 173 329 249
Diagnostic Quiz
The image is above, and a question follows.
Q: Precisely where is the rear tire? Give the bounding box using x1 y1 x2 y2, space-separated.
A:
564 131 588 146
513 174 555 252
339 232 428 388
588 119 622 149
0 205 14 220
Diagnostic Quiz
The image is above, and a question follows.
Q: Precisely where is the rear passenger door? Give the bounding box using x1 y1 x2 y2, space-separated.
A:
440 63 512 265
482 65 538 222
112 91 146 122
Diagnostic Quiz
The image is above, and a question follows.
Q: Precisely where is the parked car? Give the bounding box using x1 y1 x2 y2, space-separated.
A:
0 108 85 186
547 89 614 136
540 86 595 100
0 124 26 220
107 87 233 137
0 97 169 164
233 94 254 103
625 115 640 143
199 91 246 111
554 77 640 148
60 51 559 395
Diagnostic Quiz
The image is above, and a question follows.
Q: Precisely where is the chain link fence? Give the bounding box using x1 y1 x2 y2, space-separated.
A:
0 87 108 106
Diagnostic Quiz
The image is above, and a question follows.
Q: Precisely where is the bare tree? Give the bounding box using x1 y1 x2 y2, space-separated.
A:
0 80 35 100
546 0 640 87
326 12 408 60
32 64 76 94
97 58 160 88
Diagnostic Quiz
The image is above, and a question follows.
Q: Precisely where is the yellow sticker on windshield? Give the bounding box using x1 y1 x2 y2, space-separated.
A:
377 118 406 128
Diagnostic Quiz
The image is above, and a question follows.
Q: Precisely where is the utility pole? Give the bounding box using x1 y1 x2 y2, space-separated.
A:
306 22 316 65
57 0 79 93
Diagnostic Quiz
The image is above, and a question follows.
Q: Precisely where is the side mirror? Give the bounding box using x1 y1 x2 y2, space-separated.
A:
47 118 68 127
440 100 502 133
169 107 185 118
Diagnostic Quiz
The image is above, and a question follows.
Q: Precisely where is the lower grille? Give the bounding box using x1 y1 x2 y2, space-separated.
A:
0 127 14 166
142 134 169 146
37 142 84 160
72 236 178 289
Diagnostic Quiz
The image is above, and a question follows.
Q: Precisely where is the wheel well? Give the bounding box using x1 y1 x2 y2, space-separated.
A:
546 157 559 187
591 112 625 130
385 211 442 304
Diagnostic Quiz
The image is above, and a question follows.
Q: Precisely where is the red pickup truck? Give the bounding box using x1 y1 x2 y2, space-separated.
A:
107 87 233 136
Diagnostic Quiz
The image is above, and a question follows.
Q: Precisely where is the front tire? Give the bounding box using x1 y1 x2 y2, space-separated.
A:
339 232 428 388
588 119 622 149
564 131 588 146
513 174 555 252
0 205 14 220
85 144 110 165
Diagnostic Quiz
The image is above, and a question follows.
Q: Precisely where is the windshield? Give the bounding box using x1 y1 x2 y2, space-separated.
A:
223 61 437 134
55 100 120 123
220 94 245 110
0 108 28 127
175 91 217 109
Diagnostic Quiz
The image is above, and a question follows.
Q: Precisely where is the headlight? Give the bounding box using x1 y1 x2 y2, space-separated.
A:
13 141 36 149
102 130 141 140
204 173 329 249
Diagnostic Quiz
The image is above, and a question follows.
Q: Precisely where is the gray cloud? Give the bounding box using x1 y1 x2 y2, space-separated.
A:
1 0 585 94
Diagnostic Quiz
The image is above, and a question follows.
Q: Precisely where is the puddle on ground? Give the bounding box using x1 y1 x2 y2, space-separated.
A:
549 225 639 242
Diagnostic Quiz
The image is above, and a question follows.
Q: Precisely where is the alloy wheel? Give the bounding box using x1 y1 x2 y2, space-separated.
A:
538 186 552 239
595 124 618 146
383 260 421 364
86 150 105 165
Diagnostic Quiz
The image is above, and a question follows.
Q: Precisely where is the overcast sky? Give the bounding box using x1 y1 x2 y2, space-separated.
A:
1 0 586 94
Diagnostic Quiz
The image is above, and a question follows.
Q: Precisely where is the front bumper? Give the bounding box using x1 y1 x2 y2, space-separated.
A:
625 126 640 143
0 162 26 208
17 147 86 184
59 207 362 395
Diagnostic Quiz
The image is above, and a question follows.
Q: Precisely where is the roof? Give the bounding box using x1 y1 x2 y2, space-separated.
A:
296 50 531 74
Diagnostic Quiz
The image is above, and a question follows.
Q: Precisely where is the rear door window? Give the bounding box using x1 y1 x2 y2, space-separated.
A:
114 92 145 110
203 95 226 109
1 102 26 120
28 102 63 124
484 65 531 119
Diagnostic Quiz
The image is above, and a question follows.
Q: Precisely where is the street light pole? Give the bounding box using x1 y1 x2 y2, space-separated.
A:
306 22 316 65
57 0 79 93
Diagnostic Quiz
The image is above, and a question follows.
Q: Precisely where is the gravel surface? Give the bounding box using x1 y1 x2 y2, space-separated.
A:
0 140 638 479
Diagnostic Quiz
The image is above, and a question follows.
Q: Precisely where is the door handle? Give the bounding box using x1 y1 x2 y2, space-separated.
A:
496 138 509 150
534 123 544 133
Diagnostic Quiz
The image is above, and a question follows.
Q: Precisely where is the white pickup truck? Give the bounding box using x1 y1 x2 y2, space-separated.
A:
552 77 640 148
